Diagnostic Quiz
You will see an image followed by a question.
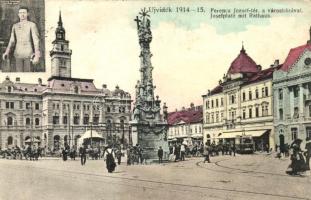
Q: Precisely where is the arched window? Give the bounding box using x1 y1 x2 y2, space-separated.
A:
35 118 40 126
7 117 13 126
7 136 13 145
107 107 111 113
8 86 12 92
26 118 31 125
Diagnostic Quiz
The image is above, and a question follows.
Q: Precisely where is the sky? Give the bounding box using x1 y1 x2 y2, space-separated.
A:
1 0 311 112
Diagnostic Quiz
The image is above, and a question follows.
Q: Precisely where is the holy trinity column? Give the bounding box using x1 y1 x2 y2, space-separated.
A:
131 9 168 160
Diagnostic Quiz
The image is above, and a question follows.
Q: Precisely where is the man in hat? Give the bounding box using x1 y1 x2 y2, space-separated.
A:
158 146 163 164
79 145 87 166
2 6 40 72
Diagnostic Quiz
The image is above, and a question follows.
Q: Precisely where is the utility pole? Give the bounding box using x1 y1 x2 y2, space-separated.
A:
90 121 93 148
67 104 71 148
30 101 33 150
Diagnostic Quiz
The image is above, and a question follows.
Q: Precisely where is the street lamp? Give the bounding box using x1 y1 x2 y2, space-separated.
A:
90 121 93 148
30 101 34 151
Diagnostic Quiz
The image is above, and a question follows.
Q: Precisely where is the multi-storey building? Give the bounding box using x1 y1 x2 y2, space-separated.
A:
0 13 132 150
203 45 278 151
167 104 203 146
273 27 311 150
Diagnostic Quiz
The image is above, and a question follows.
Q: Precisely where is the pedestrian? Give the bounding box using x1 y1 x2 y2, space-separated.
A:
180 143 186 161
72 148 76 160
137 144 143 164
305 137 311 171
232 141 236 157
168 144 174 161
203 143 210 163
79 145 86 166
126 146 131 165
116 148 122 165
158 146 163 164
61 148 67 161
175 143 180 161
104 145 116 173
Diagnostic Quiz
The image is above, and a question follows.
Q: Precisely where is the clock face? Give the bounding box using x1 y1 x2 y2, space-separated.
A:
305 57 311 66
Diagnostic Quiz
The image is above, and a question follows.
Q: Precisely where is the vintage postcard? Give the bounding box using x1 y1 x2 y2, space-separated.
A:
0 0 310 200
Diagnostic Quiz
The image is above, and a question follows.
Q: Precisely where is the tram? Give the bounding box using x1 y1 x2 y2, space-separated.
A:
235 135 254 154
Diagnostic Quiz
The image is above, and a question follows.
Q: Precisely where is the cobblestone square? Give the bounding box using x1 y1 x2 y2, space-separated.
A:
0 154 310 200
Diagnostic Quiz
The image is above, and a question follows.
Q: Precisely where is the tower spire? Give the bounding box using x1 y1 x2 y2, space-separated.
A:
241 41 245 53
58 10 63 27
50 12 72 78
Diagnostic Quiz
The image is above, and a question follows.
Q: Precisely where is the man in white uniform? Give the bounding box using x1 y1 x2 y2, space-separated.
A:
2 6 40 72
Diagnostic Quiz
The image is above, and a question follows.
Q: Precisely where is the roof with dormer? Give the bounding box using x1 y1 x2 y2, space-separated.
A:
227 46 259 74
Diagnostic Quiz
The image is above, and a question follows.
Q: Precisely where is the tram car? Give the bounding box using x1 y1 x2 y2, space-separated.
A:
235 135 255 154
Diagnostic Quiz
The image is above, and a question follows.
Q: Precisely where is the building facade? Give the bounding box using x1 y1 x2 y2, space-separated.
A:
203 45 278 151
273 27 311 150
167 104 203 146
0 13 132 150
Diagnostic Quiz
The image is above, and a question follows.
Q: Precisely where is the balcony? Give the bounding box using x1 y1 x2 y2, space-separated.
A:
225 119 236 130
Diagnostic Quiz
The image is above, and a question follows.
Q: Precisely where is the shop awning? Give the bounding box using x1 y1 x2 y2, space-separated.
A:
191 135 203 138
217 130 269 139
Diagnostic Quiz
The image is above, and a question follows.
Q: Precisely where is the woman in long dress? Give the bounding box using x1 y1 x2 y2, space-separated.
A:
104 146 116 173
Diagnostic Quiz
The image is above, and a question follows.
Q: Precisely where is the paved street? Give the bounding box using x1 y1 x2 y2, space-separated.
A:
0 154 310 200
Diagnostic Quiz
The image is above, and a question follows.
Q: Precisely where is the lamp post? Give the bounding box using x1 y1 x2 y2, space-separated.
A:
90 121 93 148
67 104 71 148
30 101 34 151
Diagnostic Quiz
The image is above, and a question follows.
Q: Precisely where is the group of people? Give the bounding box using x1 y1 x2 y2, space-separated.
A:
204 142 236 157
286 138 311 176
126 144 144 165
168 143 187 162
0 145 42 161
61 144 122 173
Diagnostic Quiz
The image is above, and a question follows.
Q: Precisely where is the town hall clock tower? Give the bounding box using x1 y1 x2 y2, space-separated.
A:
50 12 72 78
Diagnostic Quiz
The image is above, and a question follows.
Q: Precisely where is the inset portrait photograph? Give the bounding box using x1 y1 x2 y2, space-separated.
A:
0 0 45 72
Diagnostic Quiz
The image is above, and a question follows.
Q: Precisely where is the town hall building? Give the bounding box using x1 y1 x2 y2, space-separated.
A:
0 13 132 151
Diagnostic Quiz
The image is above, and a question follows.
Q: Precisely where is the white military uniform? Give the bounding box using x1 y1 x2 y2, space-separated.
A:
6 20 40 72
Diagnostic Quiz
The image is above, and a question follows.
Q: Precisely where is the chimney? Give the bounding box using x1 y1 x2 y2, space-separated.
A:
38 78 42 85
273 59 279 67
182 107 185 111
190 103 194 108
16 77 20 83
219 79 222 85
257 65 262 71
102 84 107 89
116 85 120 90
